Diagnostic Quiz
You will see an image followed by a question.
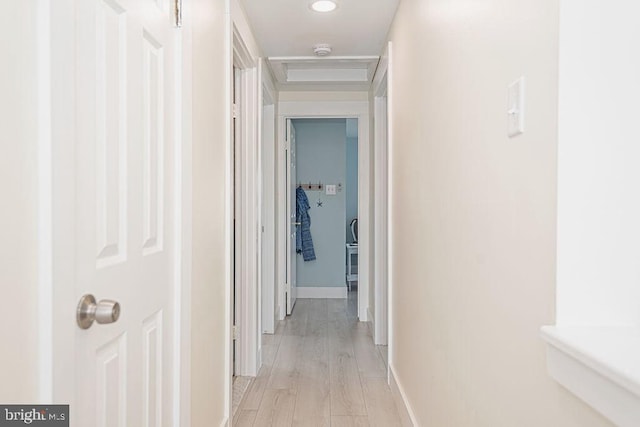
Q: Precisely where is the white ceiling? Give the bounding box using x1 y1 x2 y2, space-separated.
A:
240 0 399 57
240 0 399 90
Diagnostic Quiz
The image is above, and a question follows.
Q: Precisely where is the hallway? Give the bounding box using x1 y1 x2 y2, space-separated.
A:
233 294 400 426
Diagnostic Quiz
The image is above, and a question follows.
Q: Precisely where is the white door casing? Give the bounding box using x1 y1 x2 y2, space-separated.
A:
286 119 298 315
232 24 260 377
51 0 182 425
276 102 370 322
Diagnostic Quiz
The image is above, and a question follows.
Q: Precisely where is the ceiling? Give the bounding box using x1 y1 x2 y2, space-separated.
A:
240 0 399 90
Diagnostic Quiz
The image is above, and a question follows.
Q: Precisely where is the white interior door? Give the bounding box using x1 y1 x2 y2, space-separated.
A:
71 0 178 425
286 119 297 314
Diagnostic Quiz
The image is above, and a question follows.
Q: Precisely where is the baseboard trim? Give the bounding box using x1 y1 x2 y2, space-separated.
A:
389 363 418 427
296 286 347 299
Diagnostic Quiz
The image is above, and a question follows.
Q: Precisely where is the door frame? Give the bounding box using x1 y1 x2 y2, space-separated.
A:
284 119 297 315
231 24 261 378
372 42 392 347
276 101 371 321
45 1 193 424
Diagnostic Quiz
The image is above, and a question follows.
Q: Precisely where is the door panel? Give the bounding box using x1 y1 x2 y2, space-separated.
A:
286 120 297 314
74 0 177 425
94 0 127 268
95 334 127 426
142 311 164 427
141 30 165 256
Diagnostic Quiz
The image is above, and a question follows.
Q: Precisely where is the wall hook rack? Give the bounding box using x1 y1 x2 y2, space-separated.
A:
296 182 344 192
298 182 324 191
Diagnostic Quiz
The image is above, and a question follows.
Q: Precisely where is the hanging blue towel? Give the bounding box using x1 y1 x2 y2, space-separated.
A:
296 187 316 261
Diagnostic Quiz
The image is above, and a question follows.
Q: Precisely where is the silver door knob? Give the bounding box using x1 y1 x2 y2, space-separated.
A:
77 294 121 329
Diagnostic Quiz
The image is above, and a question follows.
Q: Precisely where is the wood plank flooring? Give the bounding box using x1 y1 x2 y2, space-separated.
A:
234 293 402 426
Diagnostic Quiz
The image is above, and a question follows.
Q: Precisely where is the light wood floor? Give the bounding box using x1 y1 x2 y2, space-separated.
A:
233 292 402 427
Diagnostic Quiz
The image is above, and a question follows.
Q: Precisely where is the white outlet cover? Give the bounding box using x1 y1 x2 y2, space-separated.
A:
325 184 337 195
508 76 525 137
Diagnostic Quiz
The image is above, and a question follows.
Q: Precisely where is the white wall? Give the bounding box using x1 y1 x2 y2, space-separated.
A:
0 0 40 403
231 0 260 59
387 0 612 425
190 0 229 424
557 0 640 327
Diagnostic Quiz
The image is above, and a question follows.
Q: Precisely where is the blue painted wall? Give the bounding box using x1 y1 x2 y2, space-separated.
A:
294 119 346 287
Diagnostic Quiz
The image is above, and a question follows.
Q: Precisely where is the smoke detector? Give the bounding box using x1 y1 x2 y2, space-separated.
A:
313 44 332 57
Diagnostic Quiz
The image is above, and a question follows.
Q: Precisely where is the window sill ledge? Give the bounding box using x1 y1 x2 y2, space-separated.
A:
541 326 640 427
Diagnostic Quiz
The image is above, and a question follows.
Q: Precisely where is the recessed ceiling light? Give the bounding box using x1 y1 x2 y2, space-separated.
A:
310 0 337 12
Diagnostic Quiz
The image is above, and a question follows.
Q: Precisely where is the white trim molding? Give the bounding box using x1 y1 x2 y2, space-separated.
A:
389 363 417 427
297 286 347 299
232 23 260 379
541 326 640 427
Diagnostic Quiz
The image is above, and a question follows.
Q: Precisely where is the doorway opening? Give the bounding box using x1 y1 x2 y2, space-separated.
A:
231 62 254 413
276 99 371 324
260 74 278 335
285 118 359 310
232 65 239 377
230 25 261 418
345 118 359 299
372 42 392 365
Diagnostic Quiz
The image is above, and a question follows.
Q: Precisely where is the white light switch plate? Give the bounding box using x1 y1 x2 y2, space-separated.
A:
508 76 525 137
326 185 337 195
